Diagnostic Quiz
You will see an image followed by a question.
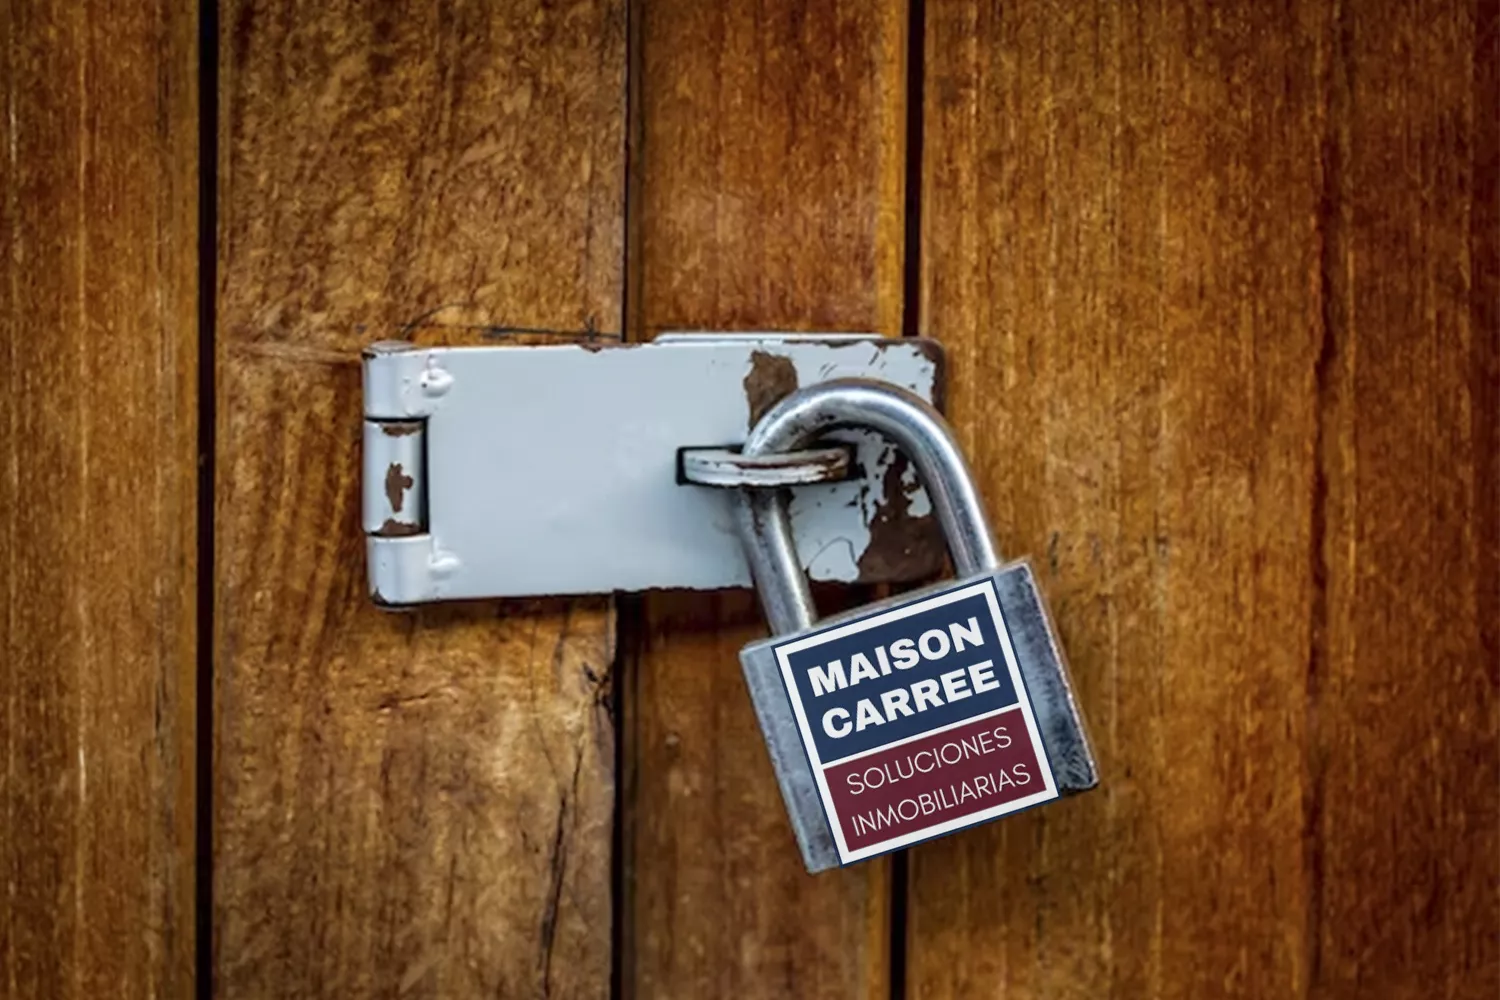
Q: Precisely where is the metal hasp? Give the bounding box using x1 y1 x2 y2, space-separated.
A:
361 334 947 604
735 381 1098 872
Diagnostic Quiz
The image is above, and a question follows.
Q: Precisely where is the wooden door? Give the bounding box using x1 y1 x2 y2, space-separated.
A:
3 1 1495 998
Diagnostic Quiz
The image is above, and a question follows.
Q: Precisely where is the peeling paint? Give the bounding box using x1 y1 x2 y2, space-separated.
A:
744 351 799 427
911 338 947 414
376 518 423 537
856 453 947 581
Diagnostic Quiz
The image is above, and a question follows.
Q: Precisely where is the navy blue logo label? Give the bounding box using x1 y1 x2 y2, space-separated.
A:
778 585 1021 764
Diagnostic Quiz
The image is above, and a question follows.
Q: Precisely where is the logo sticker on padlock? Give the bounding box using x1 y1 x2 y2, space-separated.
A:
768 577 1058 863
736 380 1098 871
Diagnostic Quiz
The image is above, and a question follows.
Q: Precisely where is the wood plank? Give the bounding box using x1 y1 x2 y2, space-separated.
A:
623 2 907 996
0 0 198 996
909 0 1497 996
215 2 625 995
1310 1 1497 992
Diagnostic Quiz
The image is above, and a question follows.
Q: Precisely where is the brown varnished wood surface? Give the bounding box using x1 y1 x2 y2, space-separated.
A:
0 0 199 997
215 1 624 995
1309 2 1496 991
910 1 1497 997
623 1 908 996
5 2 1489 996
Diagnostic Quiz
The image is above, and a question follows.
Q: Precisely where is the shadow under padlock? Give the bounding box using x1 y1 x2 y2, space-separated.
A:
734 380 1099 872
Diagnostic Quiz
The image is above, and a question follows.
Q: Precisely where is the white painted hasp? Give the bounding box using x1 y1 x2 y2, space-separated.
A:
362 334 946 603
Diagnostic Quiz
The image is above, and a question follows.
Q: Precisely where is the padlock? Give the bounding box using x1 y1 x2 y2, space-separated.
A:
736 379 1098 872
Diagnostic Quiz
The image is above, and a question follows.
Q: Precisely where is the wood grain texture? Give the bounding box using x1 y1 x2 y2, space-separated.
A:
0 0 198 997
623 1 907 996
910 0 1498 997
215 1 624 996
1311 1 1497 991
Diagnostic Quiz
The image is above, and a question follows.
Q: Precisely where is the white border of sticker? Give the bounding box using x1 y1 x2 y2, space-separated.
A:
772 578 1058 864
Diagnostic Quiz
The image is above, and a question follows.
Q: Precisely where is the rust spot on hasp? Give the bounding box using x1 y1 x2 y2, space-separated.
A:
743 351 799 427
385 462 415 513
379 420 422 437
576 339 644 353
913 338 948 415
856 453 948 582
369 587 419 612
375 518 422 538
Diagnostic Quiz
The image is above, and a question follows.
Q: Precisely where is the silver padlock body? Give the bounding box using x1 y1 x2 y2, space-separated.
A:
740 559 1097 872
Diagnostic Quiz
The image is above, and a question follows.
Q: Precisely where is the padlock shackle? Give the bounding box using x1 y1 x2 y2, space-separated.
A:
734 379 1000 634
